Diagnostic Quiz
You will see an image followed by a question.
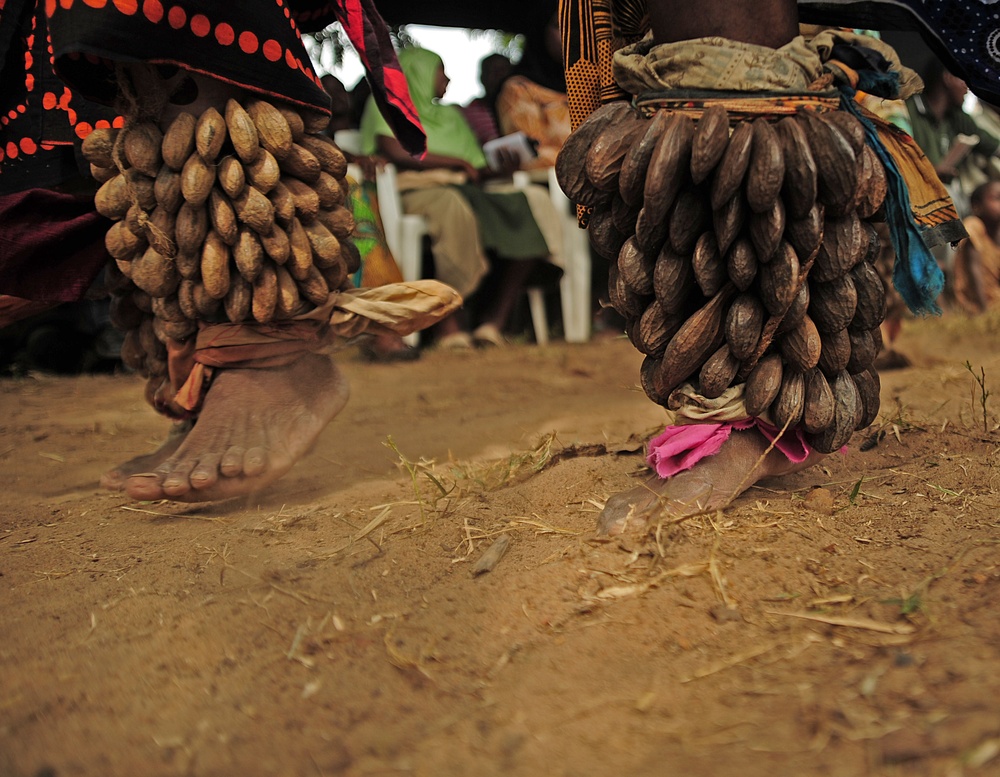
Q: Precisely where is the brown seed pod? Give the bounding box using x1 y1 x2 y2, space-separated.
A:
653 245 697 315
644 113 695 226
279 142 322 183
806 370 861 452
771 370 805 430
82 127 120 169
131 289 153 313
174 250 200 280
802 368 836 434
218 155 247 199
94 173 131 220
555 102 631 207
209 188 239 246
617 237 655 297
775 116 817 219
109 293 145 331
668 190 710 255
690 104 730 185
319 257 348 291
809 273 857 332
224 274 253 323
608 261 650 318
846 327 879 373
748 196 785 263
246 98 294 160
175 201 209 255
275 265 301 317
849 260 887 330
232 185 276 234
302 219 342 267
123 121 163 177
120 329 147 372
655 284 734 396
779 314 822 371
743 353 784 418
779 279 811 333
282 176 320 221
314 171 346 209
588 206 628 261
180 152 216 207
177 279 199 320
137 316 162 357
634 205 669 257
154 165 184 213
710 120 754 210
124 168 158 211
640 354 670 405
233 227 265 282
757 240 800 316
151 294 188 324
813 211 864 283
267 180 297 225
713 192 746 257
130 246 179 298
692 232 726 297
725 293 765 361
856 144 887 219
145 205 177 257
195 107 227 162
201 230 232 299
852 367 881 430
245 148 281 193
89 162 118 183
276 104 306 141
315 205 355 240
298 264 331 306
193 281 222 318
817 327 851 376
299 134 348 179
105 219 146 261
699 343 740 399
341 239 361 276
251 262 278 323
259 225 291 264
725 236 758 292
287 217 314 281
785 202 825 261
801 110 858 217
584 111 648 191
633 300 683 357
224 98 260 164
161 112 197 171
822 111 866 156
619 110 671 206
745 118 785 213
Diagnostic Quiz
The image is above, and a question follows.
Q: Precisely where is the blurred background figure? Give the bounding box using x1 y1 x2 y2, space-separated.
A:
952 180 1000 316
462 53 513 146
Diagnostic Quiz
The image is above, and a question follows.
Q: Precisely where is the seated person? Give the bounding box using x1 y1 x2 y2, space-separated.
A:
952 180 1000 315
462 53 513 147
359 46 562 348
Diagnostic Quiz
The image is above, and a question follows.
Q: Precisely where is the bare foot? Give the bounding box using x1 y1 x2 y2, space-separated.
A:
598 428 825 536
99 420 192 490
123 353 349 502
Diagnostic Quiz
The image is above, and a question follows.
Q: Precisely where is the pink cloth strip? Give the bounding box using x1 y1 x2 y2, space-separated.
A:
646 420 818 479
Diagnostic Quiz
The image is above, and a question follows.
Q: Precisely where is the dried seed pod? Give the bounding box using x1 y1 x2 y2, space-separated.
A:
801 110 858 217
232 185 276 234
123 121 163 177
90 162 118 183
82 127 119 167
748 196 785 263
218 155 247 199
745 118 785 213
201 230 232 299
137 316 161 356
779 314 822 371
620 110 670 206
124 168 158 210
817 327 851 376
802 368 836 434
743 346 785 419
655 284 734 396
177 279 199 320
635 205 669 257
298 264 330 306
151 293 187 323
314 171 346 209
710 120 754 210
757 240 800 316
699 343 739 398
668 190 710 255
109 293 145 331
319 257 348 291
633 300 683 357
588 206 628 261
813 211 864 283
785 202 825 261
299 134 348 178
643 113 695 224
130 246 179 298
132 289 153 313
806 370 861 452
610 196 640 240
555 102 631 206
276 104 306 140
315 205 355 240
275 265 301 317
653 245 696 315
251 262 278 323
145 205 177 257
105 219 146 260
856 144 887 219
267 180 297 225
692 232 726 297
95 173 131 220
259 225 291 264
852 367 881 430
154 165 183 213
822 111 866 156
174 250 200 280
846 327 879 373
287 217 314 281
302 219 342 267
775 116 817 219
617 237 655 297
209 188 239 246
640 354 669 405
180 152 216 207
585 110 647 191
246 148 281 193
771 370 805 430
713 193 746 257
224 275 253 323
779 279 810 333
246 98 294 160
279 142 322 183
161 112 197 171
175 201 209 255
120 329 147 372
725 293 765 361
341 239 360 276
725 236 758 292
234 227 265 282
282 176 320 221
690 104 730 184
849 260 886 330
195 106 227 162
809 273 857 332
192 281 222 317
224 98 260 163
608 261 650 318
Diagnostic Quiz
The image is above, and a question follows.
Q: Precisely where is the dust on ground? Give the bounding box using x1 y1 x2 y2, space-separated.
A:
2 315 999 777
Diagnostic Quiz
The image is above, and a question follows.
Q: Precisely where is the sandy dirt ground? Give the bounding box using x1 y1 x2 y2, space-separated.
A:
2 314 999 777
